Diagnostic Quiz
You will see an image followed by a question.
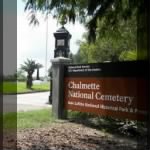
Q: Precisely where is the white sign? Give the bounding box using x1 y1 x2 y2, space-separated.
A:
57 39 65 46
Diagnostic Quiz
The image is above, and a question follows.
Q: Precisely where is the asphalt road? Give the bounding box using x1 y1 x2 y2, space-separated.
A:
3 92 51 112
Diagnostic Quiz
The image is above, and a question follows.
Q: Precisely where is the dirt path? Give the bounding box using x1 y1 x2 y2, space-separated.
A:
4 122 146 150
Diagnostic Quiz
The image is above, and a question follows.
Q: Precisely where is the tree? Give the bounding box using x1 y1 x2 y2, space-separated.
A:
35 63 43 80
72 12 137 64
25 0 148 61
24 0 147 42
119 50 137 61
21 59 37 89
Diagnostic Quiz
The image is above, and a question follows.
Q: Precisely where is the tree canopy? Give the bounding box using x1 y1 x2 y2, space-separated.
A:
71 11 137 64
24 0 148 61
24 0 147 42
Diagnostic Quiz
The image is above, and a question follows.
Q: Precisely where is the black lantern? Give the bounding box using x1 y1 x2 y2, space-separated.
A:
54 26 71 58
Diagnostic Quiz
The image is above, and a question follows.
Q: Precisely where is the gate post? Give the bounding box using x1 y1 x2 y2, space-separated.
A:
51 57 71 119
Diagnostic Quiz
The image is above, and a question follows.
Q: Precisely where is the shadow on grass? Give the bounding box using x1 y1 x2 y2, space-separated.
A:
66 111 147 140
65 111 149 149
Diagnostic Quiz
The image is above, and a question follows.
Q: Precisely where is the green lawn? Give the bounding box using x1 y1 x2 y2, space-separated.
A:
17 109 55 129
3 109 55 130
3 109 88 130
3 109 146 138
3 81 50 94
3 112 17 130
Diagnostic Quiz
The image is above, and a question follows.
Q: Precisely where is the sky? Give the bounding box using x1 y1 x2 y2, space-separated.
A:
17 0 86 77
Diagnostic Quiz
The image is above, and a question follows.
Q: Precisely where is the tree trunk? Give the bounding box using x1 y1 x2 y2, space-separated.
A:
26 75 33 89
26 76 30 89
137 1 148 60
36 68 40 80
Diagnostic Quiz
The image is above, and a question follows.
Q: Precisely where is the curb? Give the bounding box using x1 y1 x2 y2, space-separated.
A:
3 90 50 95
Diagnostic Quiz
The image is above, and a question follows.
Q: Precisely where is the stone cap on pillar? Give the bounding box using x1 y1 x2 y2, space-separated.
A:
51 57 71 64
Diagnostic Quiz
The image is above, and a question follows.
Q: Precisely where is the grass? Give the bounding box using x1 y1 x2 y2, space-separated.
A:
3 109 147 138
3 81 50 94
3 109 55 130
67 110 147 138
3 109 55 131
2 82 17 94
17 109 55 129
3 112 17 130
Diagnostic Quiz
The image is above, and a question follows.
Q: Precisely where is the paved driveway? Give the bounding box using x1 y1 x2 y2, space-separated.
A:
3 92 51 112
